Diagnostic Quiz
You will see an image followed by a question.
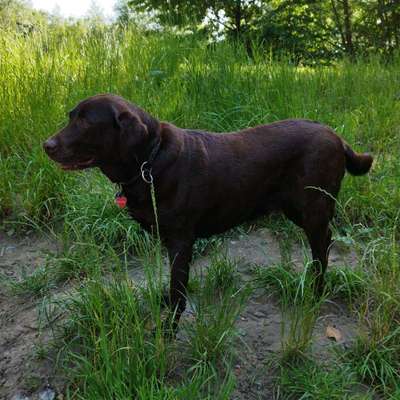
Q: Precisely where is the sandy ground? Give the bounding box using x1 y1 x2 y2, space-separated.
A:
0 233 60 400
0 228 360 400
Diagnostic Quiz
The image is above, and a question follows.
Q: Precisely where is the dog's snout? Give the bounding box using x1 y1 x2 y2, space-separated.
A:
43 138 58 154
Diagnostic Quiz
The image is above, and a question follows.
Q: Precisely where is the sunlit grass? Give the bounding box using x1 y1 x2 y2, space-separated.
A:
1 26 399 229
1 25 400 398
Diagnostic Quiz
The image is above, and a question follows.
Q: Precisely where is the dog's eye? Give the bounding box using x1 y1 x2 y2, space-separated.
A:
68 110 76 120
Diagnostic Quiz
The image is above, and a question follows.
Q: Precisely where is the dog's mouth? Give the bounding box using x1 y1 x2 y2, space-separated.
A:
59 157 96 171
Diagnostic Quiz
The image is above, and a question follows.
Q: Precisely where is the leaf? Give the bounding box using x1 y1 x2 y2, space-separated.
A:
326 325 342 342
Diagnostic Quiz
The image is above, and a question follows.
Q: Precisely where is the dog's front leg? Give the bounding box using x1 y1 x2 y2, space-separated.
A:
165 235 194 333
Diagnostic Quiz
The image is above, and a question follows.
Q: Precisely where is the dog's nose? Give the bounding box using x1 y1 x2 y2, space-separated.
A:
43 138 58 154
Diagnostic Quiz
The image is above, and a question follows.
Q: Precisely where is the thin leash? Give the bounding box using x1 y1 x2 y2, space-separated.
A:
115 161 162 287
140 163 160 241
115 138 161 241
138 163 163 292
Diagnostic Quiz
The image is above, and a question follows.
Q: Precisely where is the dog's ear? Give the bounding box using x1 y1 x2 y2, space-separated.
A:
115 110 148 159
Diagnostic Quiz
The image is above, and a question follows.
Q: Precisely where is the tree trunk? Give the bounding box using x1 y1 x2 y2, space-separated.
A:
330 0 354 58
330 0 346 51
234 0 242 39
342 0 354 57
377 0 390 51
377 0 400 53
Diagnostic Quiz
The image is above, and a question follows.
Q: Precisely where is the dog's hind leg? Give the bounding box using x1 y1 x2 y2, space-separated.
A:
302 196 335 296
283 194 335 296
304 221 332 295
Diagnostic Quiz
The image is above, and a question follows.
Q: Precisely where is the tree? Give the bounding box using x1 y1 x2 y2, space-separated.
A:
360 0 400 54
115 0 400 61
205 1 269 41
121 0 268 40
256 0 339 63
330 0 354 57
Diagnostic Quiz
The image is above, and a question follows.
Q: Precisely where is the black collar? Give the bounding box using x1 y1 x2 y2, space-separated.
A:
119 138 161 187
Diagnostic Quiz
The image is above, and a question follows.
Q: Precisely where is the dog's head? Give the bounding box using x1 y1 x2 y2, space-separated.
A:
43 94 155 171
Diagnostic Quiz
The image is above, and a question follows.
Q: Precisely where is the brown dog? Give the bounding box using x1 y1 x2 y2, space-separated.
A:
44 94 373 329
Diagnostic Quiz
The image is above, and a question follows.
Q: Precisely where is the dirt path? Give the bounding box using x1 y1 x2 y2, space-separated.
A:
191 228 359 400
0 228 359 400
0 233 60 400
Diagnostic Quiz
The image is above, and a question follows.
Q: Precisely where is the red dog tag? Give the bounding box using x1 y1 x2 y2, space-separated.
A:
115 194 127 208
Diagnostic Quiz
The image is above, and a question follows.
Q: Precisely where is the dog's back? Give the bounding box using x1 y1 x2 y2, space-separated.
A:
161 119 355 237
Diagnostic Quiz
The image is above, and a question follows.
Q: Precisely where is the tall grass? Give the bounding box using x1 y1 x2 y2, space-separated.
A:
1 26 399 228
38 237 242 399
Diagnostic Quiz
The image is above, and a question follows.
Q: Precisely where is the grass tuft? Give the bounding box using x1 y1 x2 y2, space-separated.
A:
274 358 374 399
184 254 249 364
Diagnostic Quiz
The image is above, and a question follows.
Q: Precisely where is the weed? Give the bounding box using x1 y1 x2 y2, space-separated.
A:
274 358 374 399
184 254 249 364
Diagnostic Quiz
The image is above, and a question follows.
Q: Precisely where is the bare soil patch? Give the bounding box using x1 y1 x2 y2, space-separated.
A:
0 228 359 399
191 228 359 400
0 233 59 400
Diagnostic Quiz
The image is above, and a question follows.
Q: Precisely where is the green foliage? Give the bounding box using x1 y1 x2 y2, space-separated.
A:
259 0 339 63
184 254 248 363
1 27 399 231
343 230 400 395
58 276 173 399
44 242 239 399
121 0 400 61
61 171 142 249
1 264 54 297
125 0 207 27
1 0 399 61
274 358 374 399
255 261 324 358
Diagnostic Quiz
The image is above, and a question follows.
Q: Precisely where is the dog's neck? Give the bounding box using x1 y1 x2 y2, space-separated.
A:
100 121 183 196
133 132 161 167
99 120 162 185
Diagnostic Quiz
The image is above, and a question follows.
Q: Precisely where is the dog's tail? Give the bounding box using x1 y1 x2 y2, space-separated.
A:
343 141 373 176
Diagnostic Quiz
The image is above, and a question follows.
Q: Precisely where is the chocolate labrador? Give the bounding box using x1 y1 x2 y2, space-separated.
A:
44 94 373 330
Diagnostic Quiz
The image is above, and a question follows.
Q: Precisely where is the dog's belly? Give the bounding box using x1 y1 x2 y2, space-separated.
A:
194 193 282 238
